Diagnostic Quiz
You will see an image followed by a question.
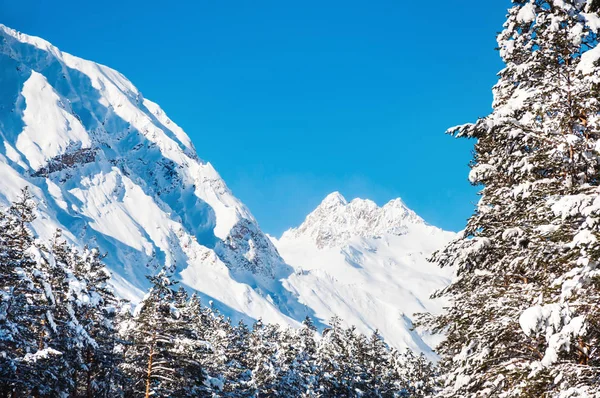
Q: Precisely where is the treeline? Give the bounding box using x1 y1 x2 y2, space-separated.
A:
0 188 435 397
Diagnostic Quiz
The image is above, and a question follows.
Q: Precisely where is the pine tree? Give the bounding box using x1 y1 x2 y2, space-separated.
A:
346 328 370 396
391 350 437 398
0 191 124 397
72 245 121 398
121 271 209 397
171 287 211 397
276 319 318 397
221 320 253 396
422 1 600 396
0 188 63 396
0 195 36 394
295 317 319 397
362 331 393 397
316 316 354 397
40 232 86 396
247 319 280 396
184 294 229 393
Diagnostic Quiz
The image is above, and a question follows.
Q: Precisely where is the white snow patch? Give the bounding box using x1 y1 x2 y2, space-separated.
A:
517 2 537 24
17 71 90 171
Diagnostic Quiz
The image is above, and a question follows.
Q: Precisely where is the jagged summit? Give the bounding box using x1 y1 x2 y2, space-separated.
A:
273 192 456 355
320 191 348 207
282 192 428 248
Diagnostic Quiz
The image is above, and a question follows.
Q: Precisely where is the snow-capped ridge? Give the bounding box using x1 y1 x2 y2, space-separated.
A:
273 192 457 357
282 192 430 248
0 23 305 327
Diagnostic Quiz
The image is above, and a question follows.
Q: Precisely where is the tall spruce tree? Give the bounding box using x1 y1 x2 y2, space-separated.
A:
316 316 354 397
423 1 600 396
295 317 319 396
0 188 59 396
362 331 394 397
247 319 280 396
40 233 88 396
276 318 318 397
222 320 253 396
77 246 122 398
121 271 210 398
391 350 437 398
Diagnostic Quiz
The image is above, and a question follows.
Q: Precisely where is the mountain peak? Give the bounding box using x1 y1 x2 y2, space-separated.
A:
320 191 348 207
384 197 407 208
283 193 428 248
0 24 285 302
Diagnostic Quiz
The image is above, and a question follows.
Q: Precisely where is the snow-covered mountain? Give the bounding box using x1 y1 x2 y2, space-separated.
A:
272 193 456 357
0 24 308 326
0 24 454 356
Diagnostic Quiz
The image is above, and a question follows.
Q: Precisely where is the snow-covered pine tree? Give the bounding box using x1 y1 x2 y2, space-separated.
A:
121 271 209 397
345 326 370 396
273 326 301 396
391 350 437 398
220 319 253 396
183 292 229 393
247 319 280 396
72 245 121 397
295 316 319 396
171 286 212 397
182 293 232 393
17 227 124 398
6 188 36 254
275 319 318 397
316 316 354 397
38 231 112 396
0 188 63 396
361 330 393 397
423 1 600 396
0 191 123 397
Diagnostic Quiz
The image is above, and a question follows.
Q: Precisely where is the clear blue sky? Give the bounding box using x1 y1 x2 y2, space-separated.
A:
2 0 509 236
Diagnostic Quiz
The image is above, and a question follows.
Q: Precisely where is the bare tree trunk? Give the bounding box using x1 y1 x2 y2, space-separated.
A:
145 331 156 398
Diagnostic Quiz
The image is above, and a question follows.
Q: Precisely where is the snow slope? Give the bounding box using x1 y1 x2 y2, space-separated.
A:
0 24 454 355
272 193 456 357
0 23 309 326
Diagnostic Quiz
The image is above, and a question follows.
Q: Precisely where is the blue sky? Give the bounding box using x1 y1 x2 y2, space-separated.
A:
2 0 509 236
